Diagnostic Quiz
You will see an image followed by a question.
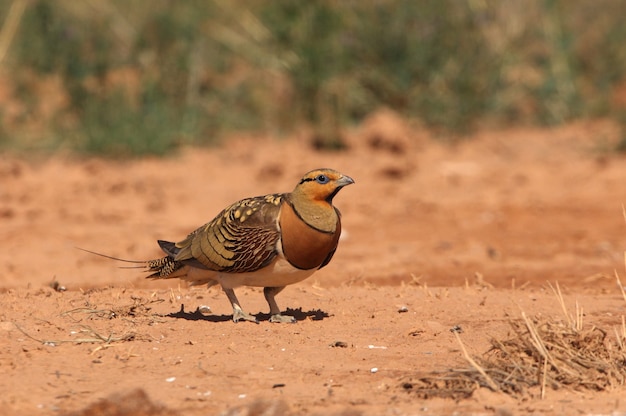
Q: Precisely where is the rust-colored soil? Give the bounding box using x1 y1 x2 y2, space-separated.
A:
2 113 626 415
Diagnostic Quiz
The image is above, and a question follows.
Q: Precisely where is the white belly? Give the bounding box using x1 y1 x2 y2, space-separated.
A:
218 256 316 288
180 256 316 289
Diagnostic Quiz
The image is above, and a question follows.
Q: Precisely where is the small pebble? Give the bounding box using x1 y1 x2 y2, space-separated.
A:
370 367 378 373
398 306 409 313
449 325 463 333
165 377 176 383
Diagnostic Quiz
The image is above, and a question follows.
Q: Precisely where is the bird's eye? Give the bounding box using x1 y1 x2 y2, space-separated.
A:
315 174 329 184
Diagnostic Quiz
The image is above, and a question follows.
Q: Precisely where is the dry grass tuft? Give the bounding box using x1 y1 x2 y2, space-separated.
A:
62 297 164 320
403 214 626 401
402 297 626 400
488 312 626 394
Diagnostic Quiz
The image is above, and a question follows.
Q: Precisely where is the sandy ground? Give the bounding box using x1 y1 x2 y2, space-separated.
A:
2 111 626 415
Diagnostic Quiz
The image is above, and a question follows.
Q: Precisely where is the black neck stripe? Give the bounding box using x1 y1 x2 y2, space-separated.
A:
287 200 334 234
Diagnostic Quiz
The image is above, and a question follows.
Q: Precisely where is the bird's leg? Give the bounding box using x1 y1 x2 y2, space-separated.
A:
264 286 296 323
223 288 258 324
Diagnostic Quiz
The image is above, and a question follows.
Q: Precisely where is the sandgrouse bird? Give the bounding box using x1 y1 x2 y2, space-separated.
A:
94 168 353 323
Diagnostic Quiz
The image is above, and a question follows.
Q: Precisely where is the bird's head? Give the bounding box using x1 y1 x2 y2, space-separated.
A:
292 168 354 204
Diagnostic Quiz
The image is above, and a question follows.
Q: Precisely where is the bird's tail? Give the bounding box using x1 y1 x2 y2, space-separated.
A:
76 247 184 279
144 255 185 278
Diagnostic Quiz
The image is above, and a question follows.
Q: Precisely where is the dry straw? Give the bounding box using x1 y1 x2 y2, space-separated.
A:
402 283 626 399
402 211 626 399
402 209 626 400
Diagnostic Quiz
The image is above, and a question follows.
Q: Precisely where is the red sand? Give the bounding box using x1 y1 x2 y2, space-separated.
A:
2 113 626 415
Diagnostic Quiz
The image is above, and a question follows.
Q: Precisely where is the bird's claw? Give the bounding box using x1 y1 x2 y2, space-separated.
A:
232 310 259 324
269 314 296 323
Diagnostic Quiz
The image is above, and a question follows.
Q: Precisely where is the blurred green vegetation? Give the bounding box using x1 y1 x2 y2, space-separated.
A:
0 0 625 155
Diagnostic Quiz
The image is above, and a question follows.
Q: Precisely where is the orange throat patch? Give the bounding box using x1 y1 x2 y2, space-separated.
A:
279 202 340 270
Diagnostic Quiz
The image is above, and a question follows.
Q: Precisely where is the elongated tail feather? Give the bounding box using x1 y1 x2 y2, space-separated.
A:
76 247 184 279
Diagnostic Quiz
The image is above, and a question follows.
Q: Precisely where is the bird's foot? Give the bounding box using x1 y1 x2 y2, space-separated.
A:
269 313 296 323
232 309 259 324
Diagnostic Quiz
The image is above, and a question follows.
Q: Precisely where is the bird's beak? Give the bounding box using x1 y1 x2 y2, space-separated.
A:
337 175 355 187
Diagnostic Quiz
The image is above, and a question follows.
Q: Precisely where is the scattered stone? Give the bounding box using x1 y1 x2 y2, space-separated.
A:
450 325 463 334
49 280 67 292
198 305 212 315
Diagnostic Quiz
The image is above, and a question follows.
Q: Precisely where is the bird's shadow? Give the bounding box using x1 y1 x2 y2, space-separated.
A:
166 304 329 323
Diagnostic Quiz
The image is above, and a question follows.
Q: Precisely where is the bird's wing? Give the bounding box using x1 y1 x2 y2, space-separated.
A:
170 194 285 273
